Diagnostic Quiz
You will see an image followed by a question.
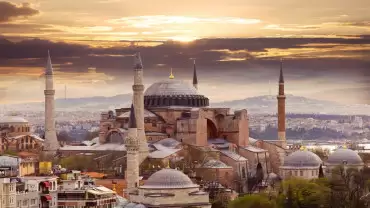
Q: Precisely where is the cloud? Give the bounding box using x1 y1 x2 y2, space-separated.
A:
0 36 370 104
341 21 370 28
0 1 39 23
107 15 261 28
263 24 320 31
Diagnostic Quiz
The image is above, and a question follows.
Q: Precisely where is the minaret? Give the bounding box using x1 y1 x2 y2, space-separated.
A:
193 60 198 90
133 52 148 163
277 58 286 148
43 51 59 156
125 104 140 196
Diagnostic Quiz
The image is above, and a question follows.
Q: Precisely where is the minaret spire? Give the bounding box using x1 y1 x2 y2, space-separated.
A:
46 50 53 75
132 52 148 163
193 59 198 90
277 58 286 148
43 50 60 158
169 68 174 79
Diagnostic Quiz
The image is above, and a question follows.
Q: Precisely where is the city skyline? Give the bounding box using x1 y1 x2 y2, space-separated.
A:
0 0 369 104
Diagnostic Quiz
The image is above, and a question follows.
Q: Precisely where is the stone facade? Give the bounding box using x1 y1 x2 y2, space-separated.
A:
125 127 140 194
280 167 321 180
130 187 211 208
133 53 149 163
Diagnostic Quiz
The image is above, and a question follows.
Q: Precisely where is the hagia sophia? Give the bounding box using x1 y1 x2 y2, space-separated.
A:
0 51 366 207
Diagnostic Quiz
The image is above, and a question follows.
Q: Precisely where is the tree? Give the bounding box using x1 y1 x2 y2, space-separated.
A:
311 148 327 160
329 166 367 208
286 184 294 208
228 194 276 208
277 178 330 208
319 164 324 178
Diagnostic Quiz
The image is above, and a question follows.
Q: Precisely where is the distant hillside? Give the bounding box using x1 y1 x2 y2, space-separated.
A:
211 94 370 115
10 94 370 115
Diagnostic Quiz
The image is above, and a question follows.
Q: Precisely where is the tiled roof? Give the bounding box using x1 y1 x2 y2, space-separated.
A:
148 149 181 159
220 150 247 161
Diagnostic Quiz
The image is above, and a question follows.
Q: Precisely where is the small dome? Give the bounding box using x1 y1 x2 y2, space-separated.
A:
145 79 198 96
141 168 198 189
326 148 363 165
0 116 28 124
282 150 322 167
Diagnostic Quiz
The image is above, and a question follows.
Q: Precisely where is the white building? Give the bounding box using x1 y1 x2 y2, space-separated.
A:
127 168 211 208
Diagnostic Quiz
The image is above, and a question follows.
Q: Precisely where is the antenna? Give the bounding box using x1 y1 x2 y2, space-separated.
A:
65 84 67 100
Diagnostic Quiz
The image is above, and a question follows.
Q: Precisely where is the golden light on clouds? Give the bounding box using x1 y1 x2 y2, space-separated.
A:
107 16 262 28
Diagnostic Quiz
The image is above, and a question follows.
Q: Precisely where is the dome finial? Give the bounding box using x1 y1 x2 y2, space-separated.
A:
166 160 170 168
169 68 174 79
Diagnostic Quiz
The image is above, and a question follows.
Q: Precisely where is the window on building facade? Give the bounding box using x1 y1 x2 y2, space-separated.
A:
312 170 315 176
294 171 298 176
300 171 303 176
22 200 28 206
17 200 21 207
30 199 36 205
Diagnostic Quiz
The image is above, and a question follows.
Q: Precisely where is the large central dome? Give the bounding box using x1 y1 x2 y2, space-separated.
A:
144 79 209 108
145 79 198 96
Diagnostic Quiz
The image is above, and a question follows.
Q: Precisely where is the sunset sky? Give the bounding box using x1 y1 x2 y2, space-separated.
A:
0 0 369 104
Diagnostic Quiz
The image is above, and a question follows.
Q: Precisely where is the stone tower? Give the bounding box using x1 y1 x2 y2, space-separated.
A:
193 60 198 90
133 52 148 163
43 51 59 156
277 59 286 148
125 104 140 195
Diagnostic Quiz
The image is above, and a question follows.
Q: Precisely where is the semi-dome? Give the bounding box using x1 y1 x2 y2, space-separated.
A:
144 79 209 108
282 150 322 168
141 168 198 189
0 116 28 124
326 148 363 166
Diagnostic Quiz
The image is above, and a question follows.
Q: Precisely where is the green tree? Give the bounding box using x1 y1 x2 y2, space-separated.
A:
228 194 276 208
319 164 324 178
277 178 330 208
329 166 367 208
